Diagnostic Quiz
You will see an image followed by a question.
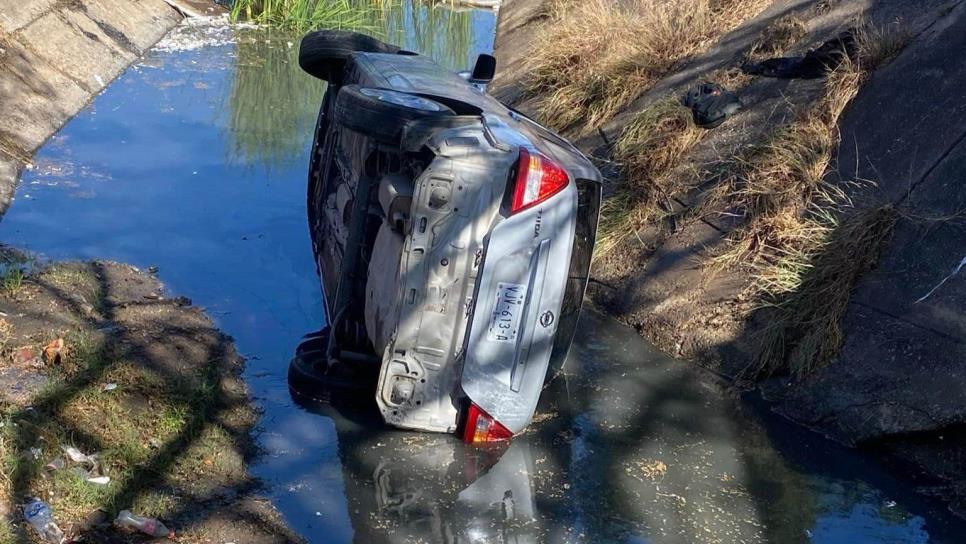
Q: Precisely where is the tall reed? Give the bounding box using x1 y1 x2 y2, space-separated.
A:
229 0 383 31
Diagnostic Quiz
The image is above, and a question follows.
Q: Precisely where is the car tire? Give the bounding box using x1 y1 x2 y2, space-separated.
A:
299 30 399 82
334 85 455 144
287 328 378 404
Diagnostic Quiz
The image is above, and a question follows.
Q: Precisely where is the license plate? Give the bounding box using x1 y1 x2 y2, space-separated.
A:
487 282 528 343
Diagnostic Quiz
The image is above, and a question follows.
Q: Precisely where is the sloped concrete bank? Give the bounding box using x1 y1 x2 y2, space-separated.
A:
0 0 218 214
492 0 966 519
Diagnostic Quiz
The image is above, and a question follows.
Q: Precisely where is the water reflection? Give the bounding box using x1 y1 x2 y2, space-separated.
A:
383 1 480 71
294 390 541 543
225 32 325 172
287 310 954 543
222 1 494 172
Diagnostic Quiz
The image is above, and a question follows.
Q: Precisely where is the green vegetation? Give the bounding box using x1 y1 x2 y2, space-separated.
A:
229 0 383 31
0 248 33 296
225 32 325 172
385 1 475 71
0 261 261 539
0 342 236 520
1 269 23 295
224 1 479 170
228 0 478 70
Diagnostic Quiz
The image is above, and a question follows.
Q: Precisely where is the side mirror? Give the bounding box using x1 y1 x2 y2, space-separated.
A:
470 54 496 84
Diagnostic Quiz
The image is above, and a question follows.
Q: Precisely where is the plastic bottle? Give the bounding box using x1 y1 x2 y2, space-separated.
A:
22 498 64 543
114 510 170 537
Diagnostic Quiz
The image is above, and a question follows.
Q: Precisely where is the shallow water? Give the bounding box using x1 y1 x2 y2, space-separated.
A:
2 7 965 543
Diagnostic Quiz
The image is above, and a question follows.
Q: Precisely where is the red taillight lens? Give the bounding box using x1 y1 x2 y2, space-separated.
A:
462 403 513 443
510 148 570 214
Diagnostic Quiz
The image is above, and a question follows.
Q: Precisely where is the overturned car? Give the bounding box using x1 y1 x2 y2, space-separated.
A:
289 30 601 443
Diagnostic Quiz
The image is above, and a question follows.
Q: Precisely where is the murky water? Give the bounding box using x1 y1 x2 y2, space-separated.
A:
2 7 965 543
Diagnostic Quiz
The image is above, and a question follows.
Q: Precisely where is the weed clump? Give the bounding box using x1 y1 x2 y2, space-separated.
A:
524 0 771 133
598 99 704 256
747 14 808 60
711 25 912 378
230 0 376 31
751 206 897 378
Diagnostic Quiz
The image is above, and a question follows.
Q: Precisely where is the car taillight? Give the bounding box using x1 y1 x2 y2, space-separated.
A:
510 148 569 214
462 403 513 443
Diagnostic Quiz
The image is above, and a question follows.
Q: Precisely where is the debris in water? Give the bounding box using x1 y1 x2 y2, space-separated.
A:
101 383 118 392
641 459 668 480
152 14 257 54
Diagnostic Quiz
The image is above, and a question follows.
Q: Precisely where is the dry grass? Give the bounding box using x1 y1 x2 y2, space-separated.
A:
707 66 755 91
710 62 863 274
747 14 808 60
597 99 705 256
709 24 912 378
749 206 897 378
524 0 770 133
853 20 913 70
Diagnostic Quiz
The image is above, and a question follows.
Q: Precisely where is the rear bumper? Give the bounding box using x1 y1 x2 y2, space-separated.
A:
370 121 582 437
460 182 578 433
373 123 515 433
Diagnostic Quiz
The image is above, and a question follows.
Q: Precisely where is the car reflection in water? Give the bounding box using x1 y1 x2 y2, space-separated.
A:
289 343 541 544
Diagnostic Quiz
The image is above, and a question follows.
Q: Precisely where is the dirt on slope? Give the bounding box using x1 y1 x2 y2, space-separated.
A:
0 247 301 543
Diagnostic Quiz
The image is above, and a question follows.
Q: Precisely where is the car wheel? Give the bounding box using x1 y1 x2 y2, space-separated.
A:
287 328 378 402
299 30 399 83
334 85 455 144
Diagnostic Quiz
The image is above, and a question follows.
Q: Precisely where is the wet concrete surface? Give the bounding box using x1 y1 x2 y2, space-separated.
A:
2 11 966 544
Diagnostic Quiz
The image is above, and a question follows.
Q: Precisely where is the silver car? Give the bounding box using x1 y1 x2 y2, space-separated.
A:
289 30 601 443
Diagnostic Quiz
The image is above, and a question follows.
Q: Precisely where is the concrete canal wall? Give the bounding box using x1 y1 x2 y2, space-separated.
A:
492 0 966 517
0 0 216 213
